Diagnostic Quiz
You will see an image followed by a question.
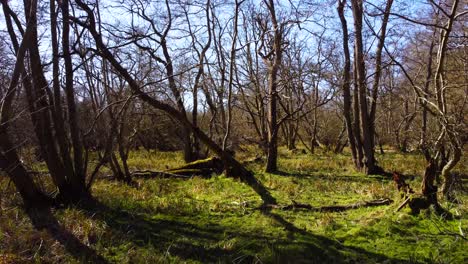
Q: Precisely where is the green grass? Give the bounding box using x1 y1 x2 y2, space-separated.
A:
0 147 466 263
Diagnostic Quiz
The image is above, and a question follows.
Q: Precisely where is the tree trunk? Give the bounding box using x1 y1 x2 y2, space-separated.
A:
421 160 442 212
109 153 125 182
420 32 436 160
0 152 49 207
353 58 364 169
62 0 86 194
351 0 378 174
263 0 282 173
310 101 318 154
368 0 393 152
0 1 49 206
50 0 74 179
440 137 462 199
337 0 359 168
265 130 278 173
182 128 197 163
23 0 74 196
265 62 279 172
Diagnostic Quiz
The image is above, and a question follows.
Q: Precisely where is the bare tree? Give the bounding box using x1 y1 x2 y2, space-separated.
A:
256 0 288 172
346 0 393 174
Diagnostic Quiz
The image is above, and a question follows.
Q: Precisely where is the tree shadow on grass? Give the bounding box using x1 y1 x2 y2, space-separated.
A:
76 198 415 263
26 207 108 263
260 208 418 263
79 199 235 262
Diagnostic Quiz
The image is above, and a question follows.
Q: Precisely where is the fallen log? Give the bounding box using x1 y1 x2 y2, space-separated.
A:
261 198 393 212
165 157 223 177
129 157 225 179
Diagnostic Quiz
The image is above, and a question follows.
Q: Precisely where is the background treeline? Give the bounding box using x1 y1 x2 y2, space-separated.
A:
0 0 466 209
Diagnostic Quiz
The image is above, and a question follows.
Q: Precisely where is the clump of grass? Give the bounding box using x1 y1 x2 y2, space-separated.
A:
126 150 184 171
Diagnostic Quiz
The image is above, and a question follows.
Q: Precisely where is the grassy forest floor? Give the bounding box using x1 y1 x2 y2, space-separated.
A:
0 147 467 263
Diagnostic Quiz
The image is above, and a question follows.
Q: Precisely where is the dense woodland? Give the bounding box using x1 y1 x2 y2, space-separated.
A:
0 0 467 263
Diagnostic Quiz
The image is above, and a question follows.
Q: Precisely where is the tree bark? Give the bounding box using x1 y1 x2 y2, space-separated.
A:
421 160 440 210
337 0 359 168
62 0 86 194
263 0 282 173
351 0 377 174
353 58 364 169
50 0 74 179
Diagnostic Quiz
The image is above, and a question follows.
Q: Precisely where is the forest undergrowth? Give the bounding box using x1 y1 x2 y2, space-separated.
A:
0 147 466 263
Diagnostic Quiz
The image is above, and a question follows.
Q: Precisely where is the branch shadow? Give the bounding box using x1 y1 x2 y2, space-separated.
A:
273 170 392 183
26 207 108 263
